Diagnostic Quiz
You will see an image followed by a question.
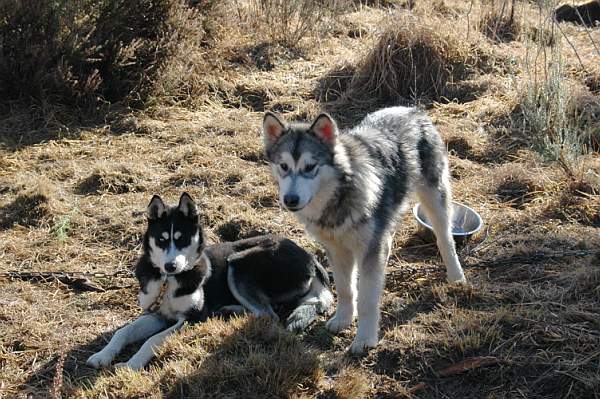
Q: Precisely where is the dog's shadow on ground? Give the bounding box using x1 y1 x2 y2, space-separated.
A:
155 316 327 398
21 321 157 397
21 315 332 398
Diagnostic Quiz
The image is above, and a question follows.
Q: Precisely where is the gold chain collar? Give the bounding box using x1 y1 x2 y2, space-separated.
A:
144 274 168 314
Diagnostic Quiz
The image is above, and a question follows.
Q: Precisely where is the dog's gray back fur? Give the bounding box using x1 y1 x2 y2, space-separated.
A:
327 107 444 231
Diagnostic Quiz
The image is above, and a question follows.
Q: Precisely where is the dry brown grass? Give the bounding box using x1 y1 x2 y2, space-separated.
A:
347 11 481 103
492 164 546 209
479 1 521 43
248 0 348 47
0 181 56 230
76 164 148 195
1 1 600 398
331 366 373 398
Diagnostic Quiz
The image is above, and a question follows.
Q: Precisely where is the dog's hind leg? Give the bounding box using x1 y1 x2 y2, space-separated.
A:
325 243 357 333
227 267 279 320
416 182 466 283
116 317 185 371
286 278 334 332
86 314 168 369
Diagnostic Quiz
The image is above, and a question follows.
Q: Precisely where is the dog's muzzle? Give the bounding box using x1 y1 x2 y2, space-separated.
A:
283 194 300 209
164 262 176 273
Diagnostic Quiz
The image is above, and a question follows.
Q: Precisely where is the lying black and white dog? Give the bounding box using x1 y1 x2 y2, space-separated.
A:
86 193 333 370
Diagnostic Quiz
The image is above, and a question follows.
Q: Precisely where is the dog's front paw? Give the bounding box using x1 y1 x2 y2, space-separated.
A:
325 313 353 333
86 351 114 369
348 336 378 355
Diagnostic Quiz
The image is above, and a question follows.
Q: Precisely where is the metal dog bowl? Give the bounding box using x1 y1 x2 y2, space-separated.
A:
412 202 483 244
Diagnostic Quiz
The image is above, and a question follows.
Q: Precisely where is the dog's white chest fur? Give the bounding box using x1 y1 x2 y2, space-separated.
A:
138 277 203 320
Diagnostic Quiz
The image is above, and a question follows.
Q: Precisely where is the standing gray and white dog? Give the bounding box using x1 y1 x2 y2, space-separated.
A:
262 106 466 354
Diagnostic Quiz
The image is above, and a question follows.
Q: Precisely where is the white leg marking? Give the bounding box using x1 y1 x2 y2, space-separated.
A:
350 236 390 354
417 183 466 283
115 318 185 371
86 314 167 369
325 244 357 333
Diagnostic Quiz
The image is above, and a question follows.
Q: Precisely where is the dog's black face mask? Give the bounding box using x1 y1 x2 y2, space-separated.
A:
146 193 204 274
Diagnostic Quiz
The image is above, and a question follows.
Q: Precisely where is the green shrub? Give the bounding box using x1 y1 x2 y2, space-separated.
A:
521 34 599 171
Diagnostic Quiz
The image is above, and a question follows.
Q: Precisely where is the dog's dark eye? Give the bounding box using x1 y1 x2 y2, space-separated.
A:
280 163 289 172
304 163 316 173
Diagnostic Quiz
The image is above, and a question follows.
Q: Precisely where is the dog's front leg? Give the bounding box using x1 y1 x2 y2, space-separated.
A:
115 317 185 371
349 235 391 354
325 243 357 333
86 314 168 369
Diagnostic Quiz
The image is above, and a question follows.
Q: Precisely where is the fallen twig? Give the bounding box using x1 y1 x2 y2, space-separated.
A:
407 382 426 394
436 356 502 377
0 270 132 292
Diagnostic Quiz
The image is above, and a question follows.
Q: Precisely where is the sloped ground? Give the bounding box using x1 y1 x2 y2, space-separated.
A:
1 1 599 398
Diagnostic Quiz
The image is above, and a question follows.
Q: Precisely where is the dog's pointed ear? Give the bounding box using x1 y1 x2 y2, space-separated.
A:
178 192 197 218
148 195 166 220
309 113 337 146
262 112 286 148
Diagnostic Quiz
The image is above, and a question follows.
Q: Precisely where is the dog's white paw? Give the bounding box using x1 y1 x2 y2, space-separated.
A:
86 351 114 369
325 313 353 333
348 335 378 355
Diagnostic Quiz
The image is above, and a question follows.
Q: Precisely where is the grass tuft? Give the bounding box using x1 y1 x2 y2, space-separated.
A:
493 165 544 209
340 10 482 108
0 184 53 229
332 366 373 399
479 1 520 43
215 217 269 242
76 165 146 195
248 0 347 47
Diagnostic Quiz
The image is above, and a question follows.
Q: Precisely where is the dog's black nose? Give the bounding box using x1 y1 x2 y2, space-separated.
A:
283 194 299 208
164 262 176 273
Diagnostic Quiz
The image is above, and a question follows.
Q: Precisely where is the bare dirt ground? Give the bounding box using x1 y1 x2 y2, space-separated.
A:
1 1 599 398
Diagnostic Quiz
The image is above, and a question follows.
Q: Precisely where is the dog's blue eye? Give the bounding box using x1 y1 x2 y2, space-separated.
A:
280 163 289 172
304 164 316 173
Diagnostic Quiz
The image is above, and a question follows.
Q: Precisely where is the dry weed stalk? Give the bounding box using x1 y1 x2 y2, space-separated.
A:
480 0 519 42
520 4 599 177
50 347 67 399
246 0 346 47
